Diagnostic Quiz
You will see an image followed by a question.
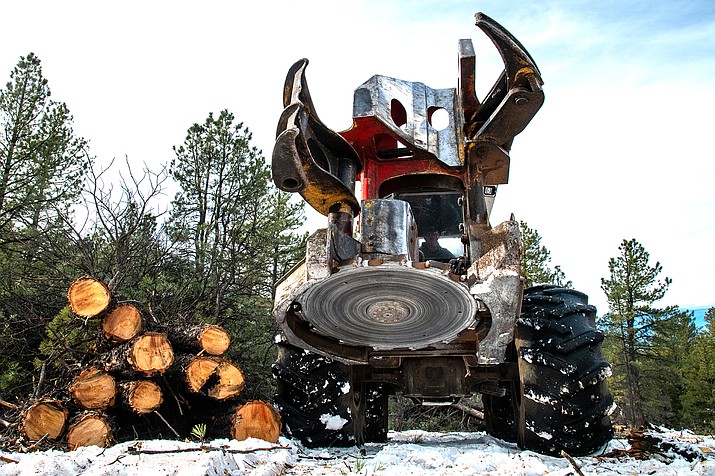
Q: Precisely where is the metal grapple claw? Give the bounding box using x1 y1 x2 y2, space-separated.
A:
464 12 545 186
272 59 361 216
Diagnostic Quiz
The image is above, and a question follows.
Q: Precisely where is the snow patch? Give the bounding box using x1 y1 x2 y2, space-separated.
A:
524 388 557 405
320 413 348 430
526 423 554 441
1 429 713 475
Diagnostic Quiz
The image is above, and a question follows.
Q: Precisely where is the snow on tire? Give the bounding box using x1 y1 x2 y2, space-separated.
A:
272 342 388 447
515 285 615 456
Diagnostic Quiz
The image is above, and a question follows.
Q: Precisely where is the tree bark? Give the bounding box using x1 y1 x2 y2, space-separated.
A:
163 324 231 356
20 399 68 441
176 355 245 400
68 368 116 410
101 303 143 342
231 401 281 443
102 332 174 376
67 276 111 318
66 412 113 450
119 380 163 414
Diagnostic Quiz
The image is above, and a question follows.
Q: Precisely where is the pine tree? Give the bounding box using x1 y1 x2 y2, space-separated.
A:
682 307 715 432
169 110 304 320
169 110 305 398
519 221 571 288
0 53 91 397
644 308 696 426
0 52 90 237
599 238 681 428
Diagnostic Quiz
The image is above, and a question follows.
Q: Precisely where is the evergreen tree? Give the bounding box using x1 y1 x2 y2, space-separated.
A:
169 110 303 317
643 308 696 426
520 221 571 288
682 307 715 432
599 238 691 428
0 53 91 396
169 110 304 398
0 52 89 238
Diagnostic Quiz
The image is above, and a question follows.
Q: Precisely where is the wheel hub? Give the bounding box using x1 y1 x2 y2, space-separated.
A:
367 301 409 324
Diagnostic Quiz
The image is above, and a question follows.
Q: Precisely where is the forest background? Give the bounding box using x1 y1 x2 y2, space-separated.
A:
0 52 713 440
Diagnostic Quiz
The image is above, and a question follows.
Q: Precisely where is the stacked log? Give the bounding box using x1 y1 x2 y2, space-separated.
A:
103 332 175 376
68 368 116 410
231 401 282 443
16 276 281 449
101 304 143 342
179 355 246 400
66 412 113 450
20 399 68 441
67 276 111 318
167 324 231 356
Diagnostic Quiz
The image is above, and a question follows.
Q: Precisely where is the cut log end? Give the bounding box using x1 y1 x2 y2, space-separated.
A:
20 400 68 441
102 304 142 342
69 368 116 410
120 380 163 414
199 325 231 355
185 356 245 400
129 332 174 376
66 413 112 450
166 324 231 356
210 360 245 400
231 401 281 443
68 277 111 318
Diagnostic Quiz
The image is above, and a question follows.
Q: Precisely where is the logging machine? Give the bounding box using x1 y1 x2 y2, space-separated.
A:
270 12 614 456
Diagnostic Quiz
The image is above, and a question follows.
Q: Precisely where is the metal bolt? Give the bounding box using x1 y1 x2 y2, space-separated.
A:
515 97 528 105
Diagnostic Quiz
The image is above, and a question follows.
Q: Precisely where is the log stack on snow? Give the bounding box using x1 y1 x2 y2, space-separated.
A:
15 276 280 450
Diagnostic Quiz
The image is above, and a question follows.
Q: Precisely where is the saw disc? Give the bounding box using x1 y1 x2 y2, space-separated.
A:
297 265 476 350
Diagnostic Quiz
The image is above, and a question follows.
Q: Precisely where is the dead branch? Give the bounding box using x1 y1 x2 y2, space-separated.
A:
451 402 484 420
560 450 585 476
0 399 18 410
126 444 291 455
153 411 180 439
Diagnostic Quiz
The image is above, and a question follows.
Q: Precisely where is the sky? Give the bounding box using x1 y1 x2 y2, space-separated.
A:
1 0 714 315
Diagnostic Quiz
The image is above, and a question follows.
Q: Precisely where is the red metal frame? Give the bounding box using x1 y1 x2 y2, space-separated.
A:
340 116 465 201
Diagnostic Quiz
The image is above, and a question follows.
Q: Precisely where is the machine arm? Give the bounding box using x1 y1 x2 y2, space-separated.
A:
272 59 362 217
464 13 545 187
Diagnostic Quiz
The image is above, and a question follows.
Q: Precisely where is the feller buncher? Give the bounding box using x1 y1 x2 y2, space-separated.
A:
270 12 614 456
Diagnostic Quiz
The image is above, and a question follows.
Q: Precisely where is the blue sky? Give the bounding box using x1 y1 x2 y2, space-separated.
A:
1 1 713 315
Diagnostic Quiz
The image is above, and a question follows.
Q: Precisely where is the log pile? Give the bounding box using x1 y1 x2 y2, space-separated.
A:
13 276 280 451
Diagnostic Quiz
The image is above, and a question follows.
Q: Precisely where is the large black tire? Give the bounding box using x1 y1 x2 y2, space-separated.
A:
272 342 388 447
514 285 614 456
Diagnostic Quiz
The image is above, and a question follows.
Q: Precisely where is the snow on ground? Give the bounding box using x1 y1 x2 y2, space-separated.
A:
1 429 714 476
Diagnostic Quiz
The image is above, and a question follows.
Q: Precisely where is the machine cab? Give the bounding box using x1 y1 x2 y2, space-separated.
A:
392 190 464 262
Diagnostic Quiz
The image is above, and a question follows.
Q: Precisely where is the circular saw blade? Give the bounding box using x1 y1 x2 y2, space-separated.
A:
298 265 476 350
